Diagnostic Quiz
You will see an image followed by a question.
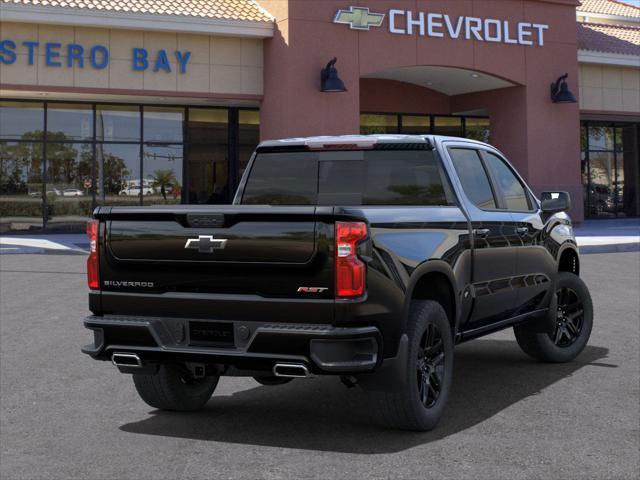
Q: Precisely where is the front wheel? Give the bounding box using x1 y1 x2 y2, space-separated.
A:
514 272 593 363
373 300 454 431
133 364 219 411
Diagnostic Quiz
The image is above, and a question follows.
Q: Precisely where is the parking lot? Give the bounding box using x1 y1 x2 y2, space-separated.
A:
1 251 638 480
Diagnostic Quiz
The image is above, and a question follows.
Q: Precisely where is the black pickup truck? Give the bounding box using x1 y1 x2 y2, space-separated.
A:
82 135 593 431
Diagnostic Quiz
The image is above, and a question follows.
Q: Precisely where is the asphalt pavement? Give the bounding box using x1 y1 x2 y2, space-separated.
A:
0 252 638 480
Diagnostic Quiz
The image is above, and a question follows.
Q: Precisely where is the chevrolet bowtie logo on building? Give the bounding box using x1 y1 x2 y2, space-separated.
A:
184 235 228 253
334 6 385 31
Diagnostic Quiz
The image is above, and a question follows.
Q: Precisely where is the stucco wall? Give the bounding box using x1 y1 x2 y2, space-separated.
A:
579 63 640 113
0 22 263 96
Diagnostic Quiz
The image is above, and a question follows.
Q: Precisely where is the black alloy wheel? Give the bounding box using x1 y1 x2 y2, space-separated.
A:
552 286 584 347
417 323 445 408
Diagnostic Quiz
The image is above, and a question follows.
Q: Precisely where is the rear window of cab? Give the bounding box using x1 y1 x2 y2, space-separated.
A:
241 150 455 206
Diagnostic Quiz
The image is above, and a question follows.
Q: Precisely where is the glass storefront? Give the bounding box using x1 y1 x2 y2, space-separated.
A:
360 113 490 142
581 121 639 218
0 100 260 232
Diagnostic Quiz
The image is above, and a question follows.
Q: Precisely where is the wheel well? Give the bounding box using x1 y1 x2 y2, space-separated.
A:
411 272 456 335
559 248 580 275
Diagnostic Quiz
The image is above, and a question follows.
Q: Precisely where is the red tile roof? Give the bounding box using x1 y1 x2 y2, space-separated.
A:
578 0 640 19
578 22 640 55
0 0 274 22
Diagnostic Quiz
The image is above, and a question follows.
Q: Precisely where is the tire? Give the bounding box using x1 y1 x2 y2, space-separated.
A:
514 272 593 363
132 364 219 411
253 376 293 386
373 300 454 431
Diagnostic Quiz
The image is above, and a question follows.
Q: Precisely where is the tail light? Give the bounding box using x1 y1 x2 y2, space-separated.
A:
335 221 367 298
87 219 99 290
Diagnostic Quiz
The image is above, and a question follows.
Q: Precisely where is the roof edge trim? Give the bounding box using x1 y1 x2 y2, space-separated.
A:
0 4 275 38
578 49 640 67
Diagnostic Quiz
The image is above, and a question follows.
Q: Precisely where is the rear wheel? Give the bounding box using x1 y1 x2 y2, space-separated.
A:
514 272 593 363
132 364 219 411
373 300 453 431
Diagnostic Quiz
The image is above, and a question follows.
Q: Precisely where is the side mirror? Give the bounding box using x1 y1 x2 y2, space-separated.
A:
541 191 571 213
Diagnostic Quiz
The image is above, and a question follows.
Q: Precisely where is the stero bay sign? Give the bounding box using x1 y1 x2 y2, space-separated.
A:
0 40 192 73
334 6 549 46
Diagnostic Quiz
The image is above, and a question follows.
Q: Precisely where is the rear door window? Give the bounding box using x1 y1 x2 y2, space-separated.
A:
482 152 532 211
448 148 497 209
241 150 455 206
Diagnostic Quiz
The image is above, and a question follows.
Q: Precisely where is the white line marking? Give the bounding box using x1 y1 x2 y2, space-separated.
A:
0 238 71 250
576 236 640 246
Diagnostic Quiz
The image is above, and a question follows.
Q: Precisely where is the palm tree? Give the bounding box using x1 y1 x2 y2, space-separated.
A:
151 169 176 202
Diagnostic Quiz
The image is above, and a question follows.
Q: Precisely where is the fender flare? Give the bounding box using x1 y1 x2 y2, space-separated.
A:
402 259 461 336
556 241 580 275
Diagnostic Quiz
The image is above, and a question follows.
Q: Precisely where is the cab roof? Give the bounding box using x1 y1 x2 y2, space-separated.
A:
257 134 488 150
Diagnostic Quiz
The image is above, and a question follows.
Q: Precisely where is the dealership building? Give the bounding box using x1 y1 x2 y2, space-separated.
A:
0 0 638 231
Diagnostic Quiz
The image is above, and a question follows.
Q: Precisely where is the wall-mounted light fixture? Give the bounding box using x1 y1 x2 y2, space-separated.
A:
321 57 347 92
550 73 577 104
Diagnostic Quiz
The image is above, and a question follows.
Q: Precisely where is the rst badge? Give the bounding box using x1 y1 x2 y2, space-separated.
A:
184 235 228 253
297 287 329 293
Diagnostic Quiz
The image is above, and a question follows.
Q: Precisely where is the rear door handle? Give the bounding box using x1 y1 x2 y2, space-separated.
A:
516 227 529 236
473 228 490 239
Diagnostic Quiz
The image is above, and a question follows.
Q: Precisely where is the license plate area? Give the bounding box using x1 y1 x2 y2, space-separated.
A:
189 321 235 347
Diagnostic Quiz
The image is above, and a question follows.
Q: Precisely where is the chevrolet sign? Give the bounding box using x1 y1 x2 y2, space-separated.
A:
334 6 385 30
334 6 549 46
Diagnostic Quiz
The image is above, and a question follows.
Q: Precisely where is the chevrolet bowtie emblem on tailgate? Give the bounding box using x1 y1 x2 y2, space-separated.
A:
334 6 385 30
184 235 228 253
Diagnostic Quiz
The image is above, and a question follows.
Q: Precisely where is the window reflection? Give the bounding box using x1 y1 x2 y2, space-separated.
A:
0 141 44 229
186 108 229 204
0 102 44 140
239 110 260 179
96 143 141 206
143 144 183 204
0 101 265 230
144 107 184 143
582 122 639 218
96 105 140 142
433 116 463 137
401 115 430 135
47 143 94 224
47 103 93 141
360 114 398 134
465 118 491 143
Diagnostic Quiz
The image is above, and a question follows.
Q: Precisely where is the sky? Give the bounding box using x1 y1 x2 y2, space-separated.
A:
617 0 640 7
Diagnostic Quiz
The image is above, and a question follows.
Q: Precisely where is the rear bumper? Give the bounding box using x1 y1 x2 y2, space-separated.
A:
82 315 382 375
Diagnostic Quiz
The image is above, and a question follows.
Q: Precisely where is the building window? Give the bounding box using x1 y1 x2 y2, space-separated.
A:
582 122 639 218
360 113 490 141
360 114 399 134
433 116 463 137
0 100 260 232
186 108 229 204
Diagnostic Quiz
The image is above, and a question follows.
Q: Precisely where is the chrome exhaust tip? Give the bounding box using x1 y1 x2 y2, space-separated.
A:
273 363 309 378
111 352 142 368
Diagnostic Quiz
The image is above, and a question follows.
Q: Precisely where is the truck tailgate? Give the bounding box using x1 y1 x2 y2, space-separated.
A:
93 205 336 322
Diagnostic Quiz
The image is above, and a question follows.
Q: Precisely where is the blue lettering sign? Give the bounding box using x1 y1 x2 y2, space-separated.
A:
0 39 193 74
67 44 84 68
22 41 38 65
154 49 171 73
90 45 108 69
0 39 17 65
132 48 148 71
175 51 191 74
45 42 62 67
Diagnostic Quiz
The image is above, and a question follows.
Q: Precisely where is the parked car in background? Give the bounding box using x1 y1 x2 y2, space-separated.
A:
29 188 61 197
119 186 154 196
63 188 85 197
